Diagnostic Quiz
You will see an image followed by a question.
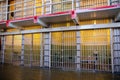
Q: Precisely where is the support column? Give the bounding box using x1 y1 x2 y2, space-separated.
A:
11 35 14 63
76 31 81 70
110 29 114 73
21 34 24 66
43 32 51 68
30 34 33 67
1 36 5 64
40 33 43 67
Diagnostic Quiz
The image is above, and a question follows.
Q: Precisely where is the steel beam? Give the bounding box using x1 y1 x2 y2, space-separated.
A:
110 29 114 73
1 22 120 36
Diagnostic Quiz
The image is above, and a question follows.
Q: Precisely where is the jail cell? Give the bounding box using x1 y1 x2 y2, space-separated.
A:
80 29 111 71
4 36 13 63
79 0 108 9
32 33 42 67
110 0 120 5
24 34 32 66
113 29 120 72
0 1 7 21
12 35 22 66
51 31 77 70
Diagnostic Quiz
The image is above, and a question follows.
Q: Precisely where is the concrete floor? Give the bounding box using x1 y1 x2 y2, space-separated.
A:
0 64 120 80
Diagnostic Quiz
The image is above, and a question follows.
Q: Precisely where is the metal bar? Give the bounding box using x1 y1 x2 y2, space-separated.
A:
30 34 33 67
50 0 52 14
72 0 74 10
76 0 80 9
76 31 80 70
108 0 111 5
1 23 120 36
11 35 14 63
33 0 36 16
49 32 51 68
1 36 5 63
110 28 114 73
42 0 44 15
40 33 43 67
21 34 24 65
6 0 8 20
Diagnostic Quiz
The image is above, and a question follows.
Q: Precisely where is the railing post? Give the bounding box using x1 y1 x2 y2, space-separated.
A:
34 0 36 16
76 0 80 9
72 0 74 10
42 0 44 15
108 0 111 5
6 0 8 20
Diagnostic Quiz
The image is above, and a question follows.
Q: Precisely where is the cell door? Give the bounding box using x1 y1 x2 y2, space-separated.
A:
24 34 32 66
12 35 22 66
32 33 42 67
80 29 111 71
51 31 77 70
4 36 13 63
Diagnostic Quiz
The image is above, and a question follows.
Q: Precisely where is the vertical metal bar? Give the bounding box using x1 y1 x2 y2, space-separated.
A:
6 0 8 20
21 34 24 65
76 0 80 9
49 32 51 68
34 0 36 16
50 0 52 13
24 0 26 17
42 0 44 15
108 0 111 5
76 31 80 70
11 35 14 63
30 34 33 67
40 33 43 67
1 36 5 64
62 32 64 69
72 0 74 10
110 28 114 73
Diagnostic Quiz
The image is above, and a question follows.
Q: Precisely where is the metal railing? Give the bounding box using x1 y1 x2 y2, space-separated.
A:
1 0 120 21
